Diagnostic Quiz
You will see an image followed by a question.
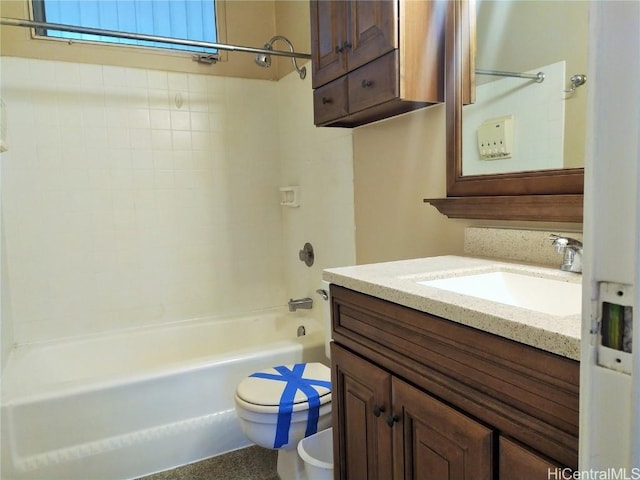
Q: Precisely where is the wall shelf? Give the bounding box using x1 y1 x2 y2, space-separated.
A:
424 194 584 222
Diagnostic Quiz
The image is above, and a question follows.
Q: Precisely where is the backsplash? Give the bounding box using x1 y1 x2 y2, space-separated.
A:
464 227 583 268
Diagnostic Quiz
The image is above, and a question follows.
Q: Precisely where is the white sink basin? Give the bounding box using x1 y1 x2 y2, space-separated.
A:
418 270 581 316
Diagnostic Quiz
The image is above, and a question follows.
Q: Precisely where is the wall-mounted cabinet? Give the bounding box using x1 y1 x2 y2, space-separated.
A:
310 0 446 127
330 285 579 479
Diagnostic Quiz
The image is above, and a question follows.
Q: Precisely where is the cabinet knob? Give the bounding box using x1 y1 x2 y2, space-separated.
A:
373 404 385 417
361 79 374 88
386 414 399 427
335 42 352 54
322 97 332 105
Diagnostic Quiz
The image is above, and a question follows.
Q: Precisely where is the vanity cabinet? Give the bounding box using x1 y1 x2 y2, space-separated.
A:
310 0 446 127
330 285 579 479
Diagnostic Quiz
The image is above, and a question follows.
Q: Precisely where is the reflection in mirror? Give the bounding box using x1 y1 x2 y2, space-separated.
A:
462 0 588 176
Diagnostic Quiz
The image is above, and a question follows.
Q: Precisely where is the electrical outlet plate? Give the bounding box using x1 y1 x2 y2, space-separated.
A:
477 115 514 160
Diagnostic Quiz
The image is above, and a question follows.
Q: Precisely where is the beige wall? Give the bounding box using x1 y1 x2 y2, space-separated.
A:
274 1 311 78
353 106 468 264
0 0 310 81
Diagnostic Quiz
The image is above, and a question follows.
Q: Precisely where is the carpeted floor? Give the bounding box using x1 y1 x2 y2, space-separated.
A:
136 446 278 480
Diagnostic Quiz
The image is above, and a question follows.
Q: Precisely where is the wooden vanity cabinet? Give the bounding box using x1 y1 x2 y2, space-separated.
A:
310 0 446 127
330 285 579 479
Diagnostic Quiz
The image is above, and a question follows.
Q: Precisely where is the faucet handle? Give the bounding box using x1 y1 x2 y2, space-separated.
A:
549 234 583 251
550 234 583 273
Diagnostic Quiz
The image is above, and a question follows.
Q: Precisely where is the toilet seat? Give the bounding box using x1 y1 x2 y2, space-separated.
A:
235 362 331 414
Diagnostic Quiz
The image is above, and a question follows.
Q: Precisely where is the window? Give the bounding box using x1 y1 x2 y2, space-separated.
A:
32 0 218 54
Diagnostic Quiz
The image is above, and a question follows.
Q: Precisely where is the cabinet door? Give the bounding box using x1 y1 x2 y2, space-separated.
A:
499 437 560 480
392 377 493 480
347 0 397 71
332 343 393 480
310 0 348 88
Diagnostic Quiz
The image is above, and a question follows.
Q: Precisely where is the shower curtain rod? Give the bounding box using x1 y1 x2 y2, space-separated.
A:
0 17 312 61
476 68 545 83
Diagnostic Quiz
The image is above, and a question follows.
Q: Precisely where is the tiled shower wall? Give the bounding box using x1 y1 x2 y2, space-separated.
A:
276 67 355 310
0 56 354 347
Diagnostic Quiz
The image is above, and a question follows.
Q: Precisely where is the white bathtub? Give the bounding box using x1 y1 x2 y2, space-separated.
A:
1 310 327 480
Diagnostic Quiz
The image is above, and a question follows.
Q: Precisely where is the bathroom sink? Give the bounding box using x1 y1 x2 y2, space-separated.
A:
418 270 581 316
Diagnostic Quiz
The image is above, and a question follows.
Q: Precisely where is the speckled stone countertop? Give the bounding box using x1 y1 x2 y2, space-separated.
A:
323 255 582 361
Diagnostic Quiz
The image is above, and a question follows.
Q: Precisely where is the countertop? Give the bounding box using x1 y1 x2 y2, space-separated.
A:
323 255 582 360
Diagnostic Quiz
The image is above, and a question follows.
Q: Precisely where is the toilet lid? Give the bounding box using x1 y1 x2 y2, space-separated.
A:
236 362 331 409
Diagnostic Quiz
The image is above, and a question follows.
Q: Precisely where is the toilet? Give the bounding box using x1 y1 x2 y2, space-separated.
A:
234 362 333 479
235 281 335 479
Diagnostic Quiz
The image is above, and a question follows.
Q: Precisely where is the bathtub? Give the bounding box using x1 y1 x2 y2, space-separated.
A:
1 310 327 480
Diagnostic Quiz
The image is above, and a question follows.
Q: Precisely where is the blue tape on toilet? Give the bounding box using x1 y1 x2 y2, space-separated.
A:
250 363 331 448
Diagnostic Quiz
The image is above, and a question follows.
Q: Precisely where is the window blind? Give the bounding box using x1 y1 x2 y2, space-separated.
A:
34 0 217 53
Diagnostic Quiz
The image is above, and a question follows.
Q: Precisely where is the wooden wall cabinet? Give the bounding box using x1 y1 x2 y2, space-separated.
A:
330 285 579 479
310 0 446 127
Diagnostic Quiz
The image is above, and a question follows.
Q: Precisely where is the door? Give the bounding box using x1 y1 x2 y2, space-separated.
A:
331 343 393 480
581 1 640 470
310 0 348 88
347 0 397 71
392 377 493 480
311 0 397 89
499 437 559 480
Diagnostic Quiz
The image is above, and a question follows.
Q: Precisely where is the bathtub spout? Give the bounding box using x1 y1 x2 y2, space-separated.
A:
288 297 313 312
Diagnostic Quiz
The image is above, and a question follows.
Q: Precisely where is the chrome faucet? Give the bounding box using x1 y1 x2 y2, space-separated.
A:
549 234 583 273
288 297 313 312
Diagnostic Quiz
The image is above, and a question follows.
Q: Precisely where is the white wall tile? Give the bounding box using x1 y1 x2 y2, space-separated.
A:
170 110 191 130
79 64 104 86
275 66 355 324
168 72 189 92
1 57 289 344
1 57 355 346
55 61 81 85
102 65 128 87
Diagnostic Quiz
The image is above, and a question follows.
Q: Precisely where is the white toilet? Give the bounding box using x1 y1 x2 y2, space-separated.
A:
235 281 335 479
234 362 333 479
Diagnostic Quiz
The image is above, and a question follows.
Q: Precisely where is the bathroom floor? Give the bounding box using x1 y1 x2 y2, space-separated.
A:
136 446 278 480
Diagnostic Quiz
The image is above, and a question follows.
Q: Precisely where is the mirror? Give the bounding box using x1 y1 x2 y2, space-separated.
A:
426 0 584 222
463 0 588 176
